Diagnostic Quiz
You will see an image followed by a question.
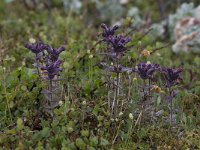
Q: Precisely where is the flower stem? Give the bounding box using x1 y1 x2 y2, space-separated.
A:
49 79 53 106
128 74 131 101
35 54 41 78
141 80 146 124
148 79 151 101
169 87 173 126
115 59 120 116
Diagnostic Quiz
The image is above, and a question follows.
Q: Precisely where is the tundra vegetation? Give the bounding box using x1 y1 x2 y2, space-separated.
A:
0 0 200 149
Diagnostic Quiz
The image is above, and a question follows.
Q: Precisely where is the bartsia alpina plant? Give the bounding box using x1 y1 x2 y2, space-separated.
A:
134 62 160 123
98 23 132 120
161 67 183 125
97 22 185 132
25 42 64 79
100 24 131 59
25 41 65 116
135 62 160 80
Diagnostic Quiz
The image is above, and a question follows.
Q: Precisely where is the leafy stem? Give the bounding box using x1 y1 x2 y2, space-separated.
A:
3 69 12 122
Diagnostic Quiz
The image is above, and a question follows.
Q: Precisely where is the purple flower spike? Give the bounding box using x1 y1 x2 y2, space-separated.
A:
25 42 47 54
161 68 183 87
41 60 62 79
136 62 160 80
101 23 119 38
109 35 131 54
47 45 65 61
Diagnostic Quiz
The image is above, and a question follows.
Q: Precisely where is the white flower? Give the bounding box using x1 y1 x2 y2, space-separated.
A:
129 113 133 120
29 38 36 44
89 55 93 59
67 127 73 133
59 101 63 106
138 41 142 45
147 61 151 64
156 52 161 56
133 77 137 81
119 112 123 116
87 50 90 54
82 100 86 105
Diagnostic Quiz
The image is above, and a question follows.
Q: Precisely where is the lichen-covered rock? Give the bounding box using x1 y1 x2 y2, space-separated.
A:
168 3 200 53
172 17 200 53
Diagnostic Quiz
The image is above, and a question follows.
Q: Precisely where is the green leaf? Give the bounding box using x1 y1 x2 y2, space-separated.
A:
156 42 162 48
75 138 86 150
88 146 96 150
21 85 27 91
157 95 161 106
81 130 89 137
17 118 24 131
100 138 109 146
40 127 50 137
33 127 50 141
89 137 98 147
